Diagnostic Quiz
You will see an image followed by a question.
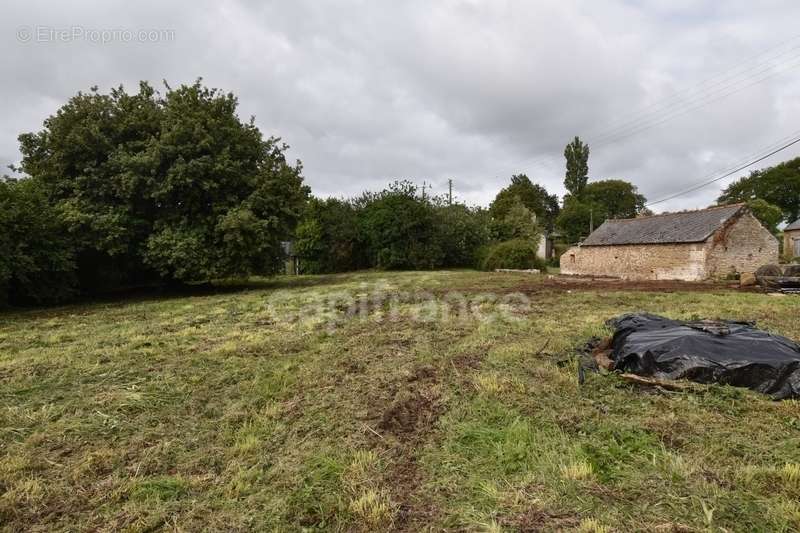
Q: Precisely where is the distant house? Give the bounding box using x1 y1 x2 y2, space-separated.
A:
535 231 559 261
281 241 299 275
785 218 800 259
560 204 778 281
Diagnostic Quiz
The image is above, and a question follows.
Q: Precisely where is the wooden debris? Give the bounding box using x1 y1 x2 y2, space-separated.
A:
618 373 697 391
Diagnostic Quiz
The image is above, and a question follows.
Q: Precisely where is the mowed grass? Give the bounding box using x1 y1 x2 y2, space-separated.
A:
1 270 799 532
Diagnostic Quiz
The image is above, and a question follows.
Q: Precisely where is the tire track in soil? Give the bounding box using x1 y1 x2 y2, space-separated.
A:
366 354 485 531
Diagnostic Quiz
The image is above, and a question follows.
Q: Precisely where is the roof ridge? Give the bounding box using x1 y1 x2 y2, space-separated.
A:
606 203 744 223
581 203 749 246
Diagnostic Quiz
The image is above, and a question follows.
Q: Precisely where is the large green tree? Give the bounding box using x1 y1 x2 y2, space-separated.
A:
18 80 308 289
555 198 595 244
356 181 443 270
564 136 589 197
743 199 783 235
582 179 646 219
0 177 77 305
718 157 800 223
490 196 542 242
556 178 646 244
18 83 162 289
489 174 559 230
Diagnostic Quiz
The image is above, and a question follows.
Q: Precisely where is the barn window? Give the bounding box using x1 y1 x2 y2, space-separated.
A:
570 254 575 263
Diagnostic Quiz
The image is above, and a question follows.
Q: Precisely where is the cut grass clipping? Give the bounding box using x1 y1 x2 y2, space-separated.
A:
1 271 799 530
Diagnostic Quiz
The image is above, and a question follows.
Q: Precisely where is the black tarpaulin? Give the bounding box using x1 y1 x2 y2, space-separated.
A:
606 313 800 399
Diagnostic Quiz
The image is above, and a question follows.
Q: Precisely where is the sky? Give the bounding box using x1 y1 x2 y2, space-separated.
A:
3 0 800 213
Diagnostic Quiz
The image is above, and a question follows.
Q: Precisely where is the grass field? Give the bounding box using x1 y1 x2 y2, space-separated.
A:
2 271 800 532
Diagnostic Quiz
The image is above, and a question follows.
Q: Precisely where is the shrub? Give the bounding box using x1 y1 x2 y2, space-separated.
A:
433 204 491 268
357 181 443 270
295 197 366 274
480 239 546 271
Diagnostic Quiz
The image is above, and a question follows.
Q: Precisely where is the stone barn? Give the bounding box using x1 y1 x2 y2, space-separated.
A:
784 218 800 260
560 204 778 281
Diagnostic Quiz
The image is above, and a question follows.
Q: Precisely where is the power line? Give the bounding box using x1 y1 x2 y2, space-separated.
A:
590 57 800 147
590 45 800 142
501 53 800 177
599 34 800 132
491 35 800 179
645 133 800 207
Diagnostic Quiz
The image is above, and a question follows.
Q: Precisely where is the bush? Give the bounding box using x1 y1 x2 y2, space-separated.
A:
480 239 546 271
434 204 491 268
295 185 491 274
357 181 443 270
295 197 366 274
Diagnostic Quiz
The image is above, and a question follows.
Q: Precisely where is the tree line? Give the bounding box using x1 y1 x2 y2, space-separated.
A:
294 179 543 275
2 81 797 305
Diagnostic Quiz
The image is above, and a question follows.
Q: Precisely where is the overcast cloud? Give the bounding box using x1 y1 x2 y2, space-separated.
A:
3 0 800 213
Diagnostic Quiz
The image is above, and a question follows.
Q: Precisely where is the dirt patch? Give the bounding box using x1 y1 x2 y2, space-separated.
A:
361 347 489 530
500 507 581 532
362 363 450 531
385 452 438 531
451 353 483 371
378 390 442 437
406 364 438 383
530 276 746 293
344 360 366 374
430 275 749 298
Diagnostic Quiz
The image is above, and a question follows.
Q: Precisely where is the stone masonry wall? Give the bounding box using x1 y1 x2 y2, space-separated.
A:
559 211 779 281
559 242 708 281
705 211 779 277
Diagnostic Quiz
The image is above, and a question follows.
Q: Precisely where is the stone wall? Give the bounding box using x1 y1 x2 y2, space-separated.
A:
705 211 779 277
559 211 779 281
559 242 708 281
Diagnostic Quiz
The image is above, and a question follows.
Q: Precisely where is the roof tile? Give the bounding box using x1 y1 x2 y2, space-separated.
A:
581 204 745 246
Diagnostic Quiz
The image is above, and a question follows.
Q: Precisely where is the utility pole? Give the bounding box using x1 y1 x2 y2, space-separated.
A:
448 179 453 206
421 180 433 202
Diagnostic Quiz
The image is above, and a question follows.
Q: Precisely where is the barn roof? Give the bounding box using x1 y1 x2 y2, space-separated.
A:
786 218 800 231
581 204 746 246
